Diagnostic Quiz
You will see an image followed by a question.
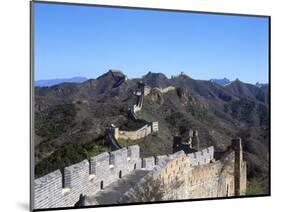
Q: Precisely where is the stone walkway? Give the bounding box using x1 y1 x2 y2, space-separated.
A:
90 169 149 205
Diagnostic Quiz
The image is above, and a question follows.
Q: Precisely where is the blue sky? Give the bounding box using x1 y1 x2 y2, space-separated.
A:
34 2 269 83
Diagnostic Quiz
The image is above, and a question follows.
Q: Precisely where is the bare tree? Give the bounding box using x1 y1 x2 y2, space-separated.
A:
131 176 185 202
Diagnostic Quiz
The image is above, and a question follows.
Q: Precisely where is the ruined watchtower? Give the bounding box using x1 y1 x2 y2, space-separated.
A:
172 129 200 154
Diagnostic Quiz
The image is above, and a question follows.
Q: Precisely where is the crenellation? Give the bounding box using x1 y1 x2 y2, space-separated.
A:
34 73 248 209
142 156 155 170
119 124 152 140
128 145 140 159
155 155 169 165
34 145 142 209
151 121 159 132
109 148 128 166
149 86 176 95
90 152 110 176
207 146 214 158
34 169 64 209
186 146 215 167
127 145 142 171
106 82 162 150
64 160 89 189
118 150 190 203
34 142 246 209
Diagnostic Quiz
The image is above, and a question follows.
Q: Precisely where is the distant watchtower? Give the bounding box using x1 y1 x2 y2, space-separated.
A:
137 81 145 95
173 129 200 154
137 81 150 96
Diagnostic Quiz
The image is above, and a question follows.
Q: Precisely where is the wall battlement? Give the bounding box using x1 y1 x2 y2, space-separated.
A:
135 85 176 97
106 81 159 147
151 86 176 94
187 146 214 166
119 124 152 140
116 140 246 204
34 145 212 209
34 145 142 209
107 121 158 142
34 142 247 210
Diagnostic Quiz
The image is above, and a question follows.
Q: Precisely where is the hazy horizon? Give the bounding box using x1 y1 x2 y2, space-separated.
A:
35 70 269 85
34 2 269 84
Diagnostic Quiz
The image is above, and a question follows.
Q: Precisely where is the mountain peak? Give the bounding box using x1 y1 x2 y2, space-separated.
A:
97 69 126 80
142 71 170 88
143 71 167 79
109 69 123 75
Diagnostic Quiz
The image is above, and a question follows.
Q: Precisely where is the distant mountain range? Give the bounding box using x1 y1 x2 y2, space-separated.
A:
35 76 267 88
35 77 88 87
210 78 268 88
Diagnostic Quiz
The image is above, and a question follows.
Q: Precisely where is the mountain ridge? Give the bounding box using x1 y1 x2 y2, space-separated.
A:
34 70 269 194
35 72 268 88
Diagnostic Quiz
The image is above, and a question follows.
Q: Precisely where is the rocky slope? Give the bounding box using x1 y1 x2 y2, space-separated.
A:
34 70 269 194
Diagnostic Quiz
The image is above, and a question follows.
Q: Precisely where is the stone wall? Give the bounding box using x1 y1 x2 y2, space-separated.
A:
34 142 247 210
188 159 234 198
106 82 159 147
117 151 190 203
117 141 246 204
34 145 142 209
152 86 176 94
131 84 176 112
34 170 64 208
141 85 176 96
143 86 151 96
119 124 152 140
109 121 158 142
187 146 214 166
117 149 219 203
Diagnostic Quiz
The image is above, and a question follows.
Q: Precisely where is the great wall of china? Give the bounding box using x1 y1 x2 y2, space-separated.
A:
33 81 247 209
106 81 161 150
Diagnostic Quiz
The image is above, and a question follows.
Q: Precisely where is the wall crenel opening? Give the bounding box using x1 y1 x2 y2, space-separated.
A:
100 181 104 190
